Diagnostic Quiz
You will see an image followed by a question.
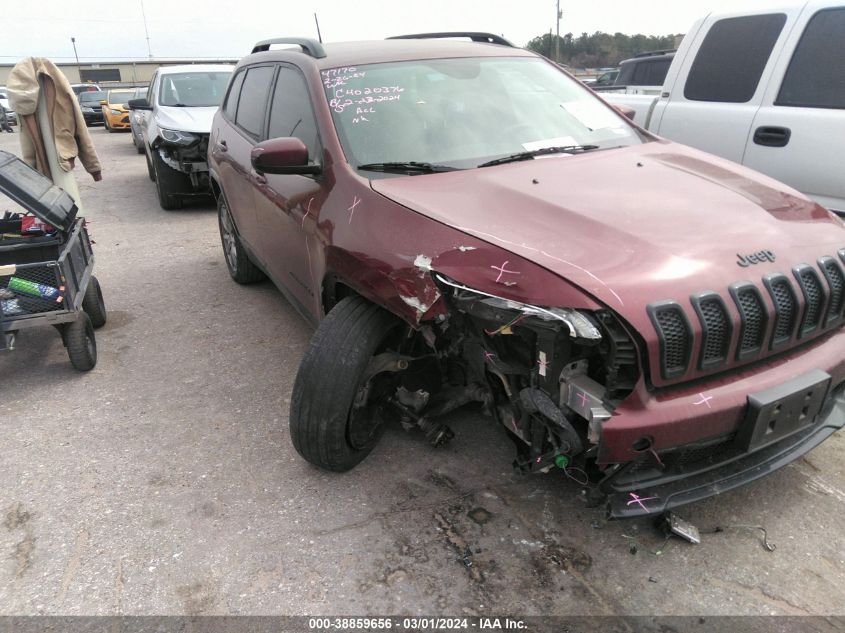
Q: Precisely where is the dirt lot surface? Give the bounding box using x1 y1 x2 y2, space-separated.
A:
1 128 844 617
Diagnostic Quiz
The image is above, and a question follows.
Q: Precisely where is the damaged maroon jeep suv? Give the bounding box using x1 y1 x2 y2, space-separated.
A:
208 33 845 519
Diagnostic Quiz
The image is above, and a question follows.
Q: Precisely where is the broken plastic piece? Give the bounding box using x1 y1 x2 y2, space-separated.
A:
660 511 701 545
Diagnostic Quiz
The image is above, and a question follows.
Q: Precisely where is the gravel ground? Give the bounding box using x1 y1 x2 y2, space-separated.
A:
0 127 844 617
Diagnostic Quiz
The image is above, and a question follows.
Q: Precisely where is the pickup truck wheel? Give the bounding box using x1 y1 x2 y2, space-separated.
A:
82 276 107 328
65 313 97 371
151 149 187 211
218 195 264 283
290 296 404 472
135 135 144 154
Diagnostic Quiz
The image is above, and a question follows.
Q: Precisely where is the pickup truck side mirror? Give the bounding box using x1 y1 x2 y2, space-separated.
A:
127 98 152 111
251 137 321 176
612 104 636 121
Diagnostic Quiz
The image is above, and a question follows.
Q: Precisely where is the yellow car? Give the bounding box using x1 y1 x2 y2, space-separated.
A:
101 88 143 132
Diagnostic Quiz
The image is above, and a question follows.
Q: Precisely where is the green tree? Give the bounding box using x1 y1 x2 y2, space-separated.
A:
525 31 678 67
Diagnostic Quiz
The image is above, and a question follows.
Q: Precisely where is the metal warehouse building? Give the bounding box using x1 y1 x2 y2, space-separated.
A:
0 58 237 87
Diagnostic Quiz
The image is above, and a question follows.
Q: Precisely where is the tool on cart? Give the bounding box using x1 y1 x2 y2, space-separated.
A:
0 150 106 370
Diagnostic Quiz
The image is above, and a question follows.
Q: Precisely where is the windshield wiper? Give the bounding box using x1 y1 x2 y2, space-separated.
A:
478 145 599 168
356 161 460 174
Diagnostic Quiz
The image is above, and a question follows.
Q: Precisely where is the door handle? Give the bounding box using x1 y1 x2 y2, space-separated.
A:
753 126 791 147
217 140 228 152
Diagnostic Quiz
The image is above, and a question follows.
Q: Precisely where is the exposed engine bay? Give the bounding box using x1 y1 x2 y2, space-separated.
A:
368 273 640 480
154 133 211 192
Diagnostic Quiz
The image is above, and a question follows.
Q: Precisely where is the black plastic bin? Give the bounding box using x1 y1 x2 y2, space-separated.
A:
0 150 106 370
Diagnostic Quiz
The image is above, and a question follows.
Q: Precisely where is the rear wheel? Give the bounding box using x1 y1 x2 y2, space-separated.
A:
218 195 264 283
151 148 188 210
290 296 405 472
65 313 97 371
82 276 107 328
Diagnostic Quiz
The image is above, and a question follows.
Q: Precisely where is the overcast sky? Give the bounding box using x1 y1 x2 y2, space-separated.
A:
2 0 785 62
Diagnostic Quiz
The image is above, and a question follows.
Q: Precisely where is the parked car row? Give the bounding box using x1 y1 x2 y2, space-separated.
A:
76 86 146 128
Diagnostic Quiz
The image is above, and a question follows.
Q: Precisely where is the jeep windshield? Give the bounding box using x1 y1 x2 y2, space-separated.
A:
158 72 232 107
323 57 646 173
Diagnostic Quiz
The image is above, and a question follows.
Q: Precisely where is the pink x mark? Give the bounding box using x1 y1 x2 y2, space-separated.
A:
693 393 713 409
490 260 520 283
347 196 361 224
626 492 659 512
576 391 590 408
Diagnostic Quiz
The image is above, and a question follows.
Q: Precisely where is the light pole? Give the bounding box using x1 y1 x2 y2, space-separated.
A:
555 1 561 63
70 37 80 82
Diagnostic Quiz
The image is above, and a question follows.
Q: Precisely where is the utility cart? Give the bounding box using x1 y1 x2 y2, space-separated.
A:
0 150 106 370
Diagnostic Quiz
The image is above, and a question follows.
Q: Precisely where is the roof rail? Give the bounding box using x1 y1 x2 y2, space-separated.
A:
251 38 326 58
632 49 676 58
387 32 514 47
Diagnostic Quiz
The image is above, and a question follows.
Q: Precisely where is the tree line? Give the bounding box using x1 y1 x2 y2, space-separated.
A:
525 32 680 68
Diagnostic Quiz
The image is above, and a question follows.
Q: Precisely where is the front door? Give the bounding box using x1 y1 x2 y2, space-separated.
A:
253 65 325 319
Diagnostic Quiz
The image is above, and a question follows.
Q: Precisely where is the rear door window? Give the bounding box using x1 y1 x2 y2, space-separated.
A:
631 58 671 86
223 70 245 121
234 65 275 139
267 67 320 160
776 8 845 109
684 13 786 103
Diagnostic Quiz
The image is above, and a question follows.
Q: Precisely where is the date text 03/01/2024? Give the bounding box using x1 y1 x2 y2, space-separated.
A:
306 617 528 630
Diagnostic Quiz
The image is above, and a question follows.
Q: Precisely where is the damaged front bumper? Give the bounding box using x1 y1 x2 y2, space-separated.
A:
603 382 845 519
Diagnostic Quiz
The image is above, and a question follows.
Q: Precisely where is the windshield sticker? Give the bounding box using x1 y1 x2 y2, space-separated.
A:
561 101 621 132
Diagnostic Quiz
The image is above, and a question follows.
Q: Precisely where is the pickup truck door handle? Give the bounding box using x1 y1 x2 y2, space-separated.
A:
217 140 228 152
753 126 791 148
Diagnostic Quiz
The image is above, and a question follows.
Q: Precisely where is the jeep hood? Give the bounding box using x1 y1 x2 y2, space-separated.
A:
154 105 218 134
370 142 845 313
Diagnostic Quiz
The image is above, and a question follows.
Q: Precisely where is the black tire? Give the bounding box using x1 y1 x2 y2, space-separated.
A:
82 276 107 328
290 296 404 472
145 149 156 181
135 136 145 154
66 313 97 371
104 117 113 133
217 194 264 283
151 148 188 210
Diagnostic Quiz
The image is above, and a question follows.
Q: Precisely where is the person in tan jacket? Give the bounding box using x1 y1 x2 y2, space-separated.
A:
7 57 102 182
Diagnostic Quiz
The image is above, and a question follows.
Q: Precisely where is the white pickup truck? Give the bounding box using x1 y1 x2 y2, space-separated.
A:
603 1 845 217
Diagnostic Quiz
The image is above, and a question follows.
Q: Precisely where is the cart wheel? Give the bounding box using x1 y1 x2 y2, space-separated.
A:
66 313 97 371
82 276 107 328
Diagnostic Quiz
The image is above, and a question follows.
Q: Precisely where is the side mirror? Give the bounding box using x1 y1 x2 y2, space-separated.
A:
251 137 321 175
612 104 636 121
128 98 151 111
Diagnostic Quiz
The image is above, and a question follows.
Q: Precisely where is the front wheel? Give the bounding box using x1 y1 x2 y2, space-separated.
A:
290 296 404 472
